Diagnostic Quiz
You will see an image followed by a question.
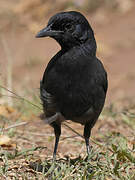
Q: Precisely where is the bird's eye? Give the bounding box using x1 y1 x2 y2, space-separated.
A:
64 23 72 31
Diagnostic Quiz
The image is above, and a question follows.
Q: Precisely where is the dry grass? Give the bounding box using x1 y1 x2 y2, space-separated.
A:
0 87 135 179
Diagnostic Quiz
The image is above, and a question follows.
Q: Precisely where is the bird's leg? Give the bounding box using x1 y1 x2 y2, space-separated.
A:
53 135 60 160
83 123 92 155
51 122 61 160
85 137 90 155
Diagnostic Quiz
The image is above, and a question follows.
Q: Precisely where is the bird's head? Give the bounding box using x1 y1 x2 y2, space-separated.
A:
36 11 95 50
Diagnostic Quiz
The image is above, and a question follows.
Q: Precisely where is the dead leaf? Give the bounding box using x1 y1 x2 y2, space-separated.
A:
0 105 16 117
0 135 11 146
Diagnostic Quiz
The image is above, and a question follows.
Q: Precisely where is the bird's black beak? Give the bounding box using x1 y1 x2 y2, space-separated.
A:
36 25 63 38
36 25 51 38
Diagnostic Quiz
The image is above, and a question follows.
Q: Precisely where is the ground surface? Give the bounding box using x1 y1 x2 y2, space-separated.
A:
0 2 135 179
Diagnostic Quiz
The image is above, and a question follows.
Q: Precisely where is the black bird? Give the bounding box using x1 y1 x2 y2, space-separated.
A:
36 11 108 159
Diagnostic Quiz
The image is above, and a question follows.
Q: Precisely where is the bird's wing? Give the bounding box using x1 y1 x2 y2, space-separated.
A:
94 58 108 94
40 81 58 117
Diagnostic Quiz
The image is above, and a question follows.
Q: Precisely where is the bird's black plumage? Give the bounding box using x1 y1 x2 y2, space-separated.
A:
36 11 108 159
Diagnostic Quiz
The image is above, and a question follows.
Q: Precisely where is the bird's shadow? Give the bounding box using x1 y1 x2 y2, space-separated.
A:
29 155 93 174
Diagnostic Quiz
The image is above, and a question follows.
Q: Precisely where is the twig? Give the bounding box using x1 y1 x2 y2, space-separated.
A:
17 130 78 139
0 122 28 131
0 85 42 110
61 135 80 140
63 123 84 139
90 137 104 147
63 122 104 147
0 94 28 100
17 131 55 137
